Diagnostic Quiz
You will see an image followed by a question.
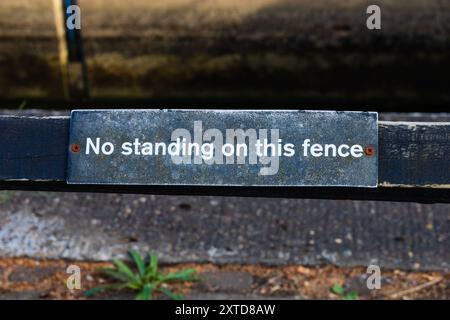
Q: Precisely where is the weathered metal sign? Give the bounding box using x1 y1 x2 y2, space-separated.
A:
67 110 378 187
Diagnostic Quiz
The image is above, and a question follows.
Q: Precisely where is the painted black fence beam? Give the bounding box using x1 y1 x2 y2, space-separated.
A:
0 115 449 203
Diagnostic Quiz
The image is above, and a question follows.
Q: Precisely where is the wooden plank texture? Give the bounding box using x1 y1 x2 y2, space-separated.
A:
0 114 449 203
0 115 69 180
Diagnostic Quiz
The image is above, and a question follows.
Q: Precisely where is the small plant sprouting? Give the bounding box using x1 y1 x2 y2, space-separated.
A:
331 284 359 300
18 100 27 110
85 250 198 300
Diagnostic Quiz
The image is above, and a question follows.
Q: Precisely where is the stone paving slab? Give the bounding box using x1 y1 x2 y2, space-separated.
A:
0 191 448 271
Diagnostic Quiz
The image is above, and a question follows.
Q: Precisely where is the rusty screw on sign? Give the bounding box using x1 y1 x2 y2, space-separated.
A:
71 143 81 153
364 146 375 157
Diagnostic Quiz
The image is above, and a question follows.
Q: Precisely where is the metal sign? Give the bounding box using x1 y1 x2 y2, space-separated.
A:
67 110 378 187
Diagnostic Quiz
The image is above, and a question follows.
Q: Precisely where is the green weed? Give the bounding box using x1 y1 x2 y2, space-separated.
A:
331 283 359 300
85 250 198 300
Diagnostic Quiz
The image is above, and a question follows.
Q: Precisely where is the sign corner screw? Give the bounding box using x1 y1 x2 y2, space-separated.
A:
71 143 81 153
364 146 375 157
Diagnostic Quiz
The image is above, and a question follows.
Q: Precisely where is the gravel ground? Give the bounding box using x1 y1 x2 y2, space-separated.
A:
0 258 448 300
